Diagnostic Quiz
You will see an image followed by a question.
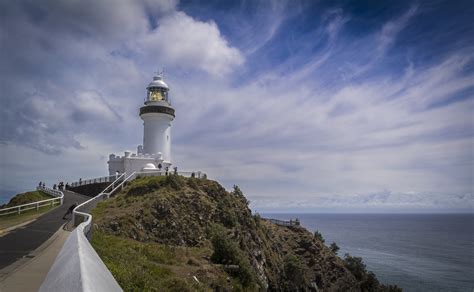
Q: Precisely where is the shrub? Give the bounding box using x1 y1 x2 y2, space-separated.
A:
343 253 366 281
210 225 240 264
163 174 185 190
314 230 325 243
210 225 254 287
342 253 399 291
283 254 308 289
253 213 261 228
329 242 339 254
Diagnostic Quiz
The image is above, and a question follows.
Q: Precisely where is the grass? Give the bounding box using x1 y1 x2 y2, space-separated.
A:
91 229 231 291
0 191 58 232
1 190 53 207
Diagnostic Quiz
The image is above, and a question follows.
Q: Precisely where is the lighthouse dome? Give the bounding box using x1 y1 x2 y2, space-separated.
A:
142 163 157 170
147 75 169 90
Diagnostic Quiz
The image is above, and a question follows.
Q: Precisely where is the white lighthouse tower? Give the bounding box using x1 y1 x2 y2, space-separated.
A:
107 74 175 175
141 75 175 163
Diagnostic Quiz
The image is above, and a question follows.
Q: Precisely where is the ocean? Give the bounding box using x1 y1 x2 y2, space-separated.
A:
1 194 13 205
263 213 474 292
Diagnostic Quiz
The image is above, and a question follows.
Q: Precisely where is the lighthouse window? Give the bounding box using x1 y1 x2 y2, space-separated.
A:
149 89 164 101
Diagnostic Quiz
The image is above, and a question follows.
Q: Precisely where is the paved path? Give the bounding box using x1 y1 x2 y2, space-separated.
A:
0 227 70 291
0 190 89 270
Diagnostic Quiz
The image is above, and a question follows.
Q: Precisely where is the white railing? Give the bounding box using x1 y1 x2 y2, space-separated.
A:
69 175 120 188
0 186 63 216
40 174 128 292
72 173 127 229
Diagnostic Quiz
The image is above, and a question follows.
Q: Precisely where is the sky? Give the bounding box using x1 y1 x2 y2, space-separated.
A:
0 0 473 212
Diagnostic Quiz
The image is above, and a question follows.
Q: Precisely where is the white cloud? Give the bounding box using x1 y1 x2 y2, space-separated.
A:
137 12 244 76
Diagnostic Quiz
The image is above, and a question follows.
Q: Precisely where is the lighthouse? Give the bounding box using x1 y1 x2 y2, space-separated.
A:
107 74 175 175
140 75 175 163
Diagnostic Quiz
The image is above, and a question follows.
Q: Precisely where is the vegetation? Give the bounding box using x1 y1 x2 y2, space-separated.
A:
344 253 402 292
314 230 325 243
283 254 308 290
91 229 217 291
330 242 340 254
1 191 53 208
210 224 255 287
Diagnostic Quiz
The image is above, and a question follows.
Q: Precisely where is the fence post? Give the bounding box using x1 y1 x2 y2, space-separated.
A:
37 202 39 211
18 206 20 215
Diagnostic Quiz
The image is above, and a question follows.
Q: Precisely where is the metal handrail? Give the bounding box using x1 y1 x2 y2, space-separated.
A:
0 187 64 216
72 172 134 233
69 175 121 188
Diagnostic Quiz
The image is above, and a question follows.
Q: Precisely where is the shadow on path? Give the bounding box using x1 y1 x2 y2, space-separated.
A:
0 190 88 269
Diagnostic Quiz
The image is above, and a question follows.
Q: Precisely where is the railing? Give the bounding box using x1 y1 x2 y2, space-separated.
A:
0 186 63 216
72 173 127 230
134 170 205 178
266 218 300 227
40 174 127 292
69 175 120 188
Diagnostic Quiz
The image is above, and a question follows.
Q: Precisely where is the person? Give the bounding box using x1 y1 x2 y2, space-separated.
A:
38 181 42 187
53 184 57 190
42 182 45 188
63 202 78 220
79 178 82 185
65 182 69 190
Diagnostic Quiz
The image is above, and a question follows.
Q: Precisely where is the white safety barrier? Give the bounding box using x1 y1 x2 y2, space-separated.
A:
39 222 122 292
40 174 128 292
0 186 63 216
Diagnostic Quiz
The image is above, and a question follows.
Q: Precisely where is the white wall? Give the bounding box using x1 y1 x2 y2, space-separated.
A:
141 113 173 162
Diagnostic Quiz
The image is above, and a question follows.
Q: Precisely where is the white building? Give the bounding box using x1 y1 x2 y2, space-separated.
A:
108 74 175 175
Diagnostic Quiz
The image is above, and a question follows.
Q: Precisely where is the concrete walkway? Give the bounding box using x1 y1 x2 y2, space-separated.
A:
0 226 70 291
0 190 88 270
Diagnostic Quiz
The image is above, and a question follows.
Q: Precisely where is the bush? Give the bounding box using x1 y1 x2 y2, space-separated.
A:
163 175 185 190
210 225 254 287
343 253 401 291
216 199 238 228
210 225 240 264
314 230 325 243
329 242 339 254
343 253 366 281
253 213 261 228
283 254 308 289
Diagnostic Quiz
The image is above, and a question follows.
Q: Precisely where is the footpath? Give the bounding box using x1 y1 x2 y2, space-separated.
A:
0 190 88 291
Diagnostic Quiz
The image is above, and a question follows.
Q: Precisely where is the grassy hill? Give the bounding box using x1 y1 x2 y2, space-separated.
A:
1 190 53 208
91 175 400 291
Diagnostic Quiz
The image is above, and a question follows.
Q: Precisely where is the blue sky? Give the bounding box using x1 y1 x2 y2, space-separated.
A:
0 0 473 212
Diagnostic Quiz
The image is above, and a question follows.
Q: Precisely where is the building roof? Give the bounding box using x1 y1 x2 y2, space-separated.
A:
147 75 169 90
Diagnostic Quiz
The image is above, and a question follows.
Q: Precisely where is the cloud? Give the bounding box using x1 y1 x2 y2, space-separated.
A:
137 11 244 76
